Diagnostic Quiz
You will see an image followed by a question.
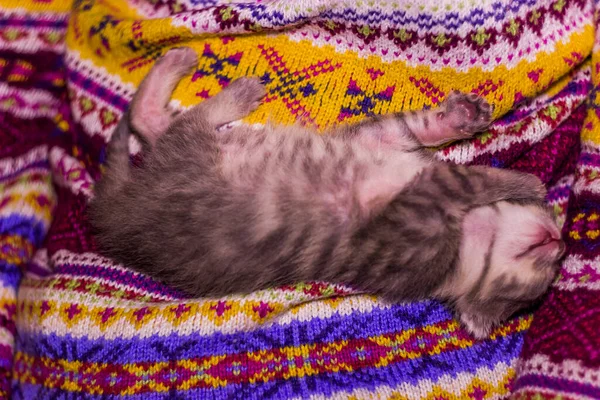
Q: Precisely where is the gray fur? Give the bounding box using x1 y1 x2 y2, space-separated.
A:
88 48 562 338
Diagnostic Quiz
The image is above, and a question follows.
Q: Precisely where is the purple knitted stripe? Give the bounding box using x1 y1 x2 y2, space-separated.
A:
496 77 591 126
0 15 67 29
67 68 129 112
235 0 539 30
0 345 13 368
26 262 51 278
0 161 49 182
579 152 600 168
514 374 600 398
546 184 572 202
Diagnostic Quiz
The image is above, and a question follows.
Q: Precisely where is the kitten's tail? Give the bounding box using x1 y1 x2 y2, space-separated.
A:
95 111 132 197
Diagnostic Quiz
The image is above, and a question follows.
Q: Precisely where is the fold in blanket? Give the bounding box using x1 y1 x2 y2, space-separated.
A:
0 0 599 398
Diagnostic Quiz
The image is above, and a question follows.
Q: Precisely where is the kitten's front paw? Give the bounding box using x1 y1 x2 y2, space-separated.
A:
440 91 493 135
226 77 267 115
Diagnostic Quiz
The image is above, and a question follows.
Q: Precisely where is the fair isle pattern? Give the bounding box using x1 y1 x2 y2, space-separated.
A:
545 175 575 230
0 0 598 399
0 8 68 54
11 319 528 397
0 147 57 398
515 355 600 395
555 254 600 291
16 252 529 342
287 0 594 71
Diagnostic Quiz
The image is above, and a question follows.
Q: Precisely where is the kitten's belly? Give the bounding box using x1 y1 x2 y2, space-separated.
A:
357 151 433 212
216 125 433 217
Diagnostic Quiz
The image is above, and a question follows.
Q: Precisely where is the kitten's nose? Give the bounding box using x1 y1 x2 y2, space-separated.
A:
532 223 565 260
534 224 560 244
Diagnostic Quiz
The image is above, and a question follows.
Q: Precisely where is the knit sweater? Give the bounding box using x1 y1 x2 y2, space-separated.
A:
1 0 598 398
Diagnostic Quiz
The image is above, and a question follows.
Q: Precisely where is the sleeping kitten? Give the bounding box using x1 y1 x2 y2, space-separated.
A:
88 48 565 338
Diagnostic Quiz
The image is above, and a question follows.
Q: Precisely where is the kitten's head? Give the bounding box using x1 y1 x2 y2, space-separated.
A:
438 201 565 338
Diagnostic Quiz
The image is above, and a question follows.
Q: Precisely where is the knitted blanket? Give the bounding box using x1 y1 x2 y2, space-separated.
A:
1 0 599 398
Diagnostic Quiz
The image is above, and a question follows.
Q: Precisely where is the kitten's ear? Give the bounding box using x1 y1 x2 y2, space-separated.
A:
459 312 495 339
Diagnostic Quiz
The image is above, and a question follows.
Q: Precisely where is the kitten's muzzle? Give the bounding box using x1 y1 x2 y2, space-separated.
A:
528 237 566 262
531 221 566 259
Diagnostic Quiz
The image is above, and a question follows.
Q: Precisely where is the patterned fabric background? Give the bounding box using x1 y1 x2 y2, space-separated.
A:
0 0 599 398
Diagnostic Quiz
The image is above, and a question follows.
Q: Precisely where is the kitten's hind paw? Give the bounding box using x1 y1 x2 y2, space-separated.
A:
441 91 493 135
225 77 267 116
459 312 494 340
160 47 199 76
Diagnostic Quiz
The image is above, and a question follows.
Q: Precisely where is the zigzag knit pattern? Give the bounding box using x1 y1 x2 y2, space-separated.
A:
0 0 599 398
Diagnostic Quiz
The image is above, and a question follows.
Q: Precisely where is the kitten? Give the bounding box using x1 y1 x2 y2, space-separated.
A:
88 48 565 338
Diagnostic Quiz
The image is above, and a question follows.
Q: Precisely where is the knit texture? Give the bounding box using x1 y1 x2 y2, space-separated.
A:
1 0 599 398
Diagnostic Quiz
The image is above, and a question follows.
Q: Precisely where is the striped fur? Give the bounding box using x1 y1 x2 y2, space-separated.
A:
89 48 565 338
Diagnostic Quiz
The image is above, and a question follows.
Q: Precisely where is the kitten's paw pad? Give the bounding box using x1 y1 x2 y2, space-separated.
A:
160 47 199 75
226 77 267 113
441 91 493 135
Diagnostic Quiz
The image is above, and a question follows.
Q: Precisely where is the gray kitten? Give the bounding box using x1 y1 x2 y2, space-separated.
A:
89 48 565 338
